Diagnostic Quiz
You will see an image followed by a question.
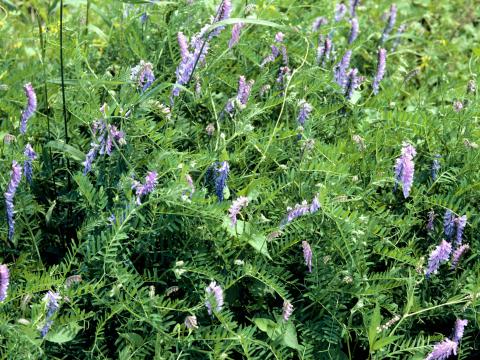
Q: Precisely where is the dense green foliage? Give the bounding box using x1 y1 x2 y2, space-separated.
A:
0 0 479 359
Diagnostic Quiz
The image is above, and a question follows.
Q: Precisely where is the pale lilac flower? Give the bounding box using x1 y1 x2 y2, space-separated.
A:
3 134 16 144
451 244 469 269
455 215 466 245
426 211 435 232
133 171 158 204
394 143 416 198
392 23 406 51
131 60 155 91
373 48 387 95
282 300 294 321
237 76 254 108
317 36 332 66
40 291 61 337
229 23 244 48
211 0 232 37
83 143 99 175
285 201 310 223
467 79 476 94
20 83 37 134
5 161 22 241
334 50 352 89
297 100 313 126
65 275 82 288
302 241 313 272
425 239 452 277
185 315 198 329
345 68 362 99
312 17 328 32
381 4 397 44
349 0 360 17
335 3 347 22
276 66 291 89
215 161 229 202
205 281 223 315
310 195 320 213
275 32 284 43
431 155 441 180
185 174 195 196
260 45 280 67
206 123 215 136
453 319 468 343
0 264 9 302
443 210 455 240
453 100 463 112
425 338 457 360
229 196 249 226
348 18 359 44
24 143 37 184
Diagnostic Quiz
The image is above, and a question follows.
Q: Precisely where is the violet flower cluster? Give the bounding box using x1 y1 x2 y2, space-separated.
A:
5 161 22 241
185 315 198 330
302 241 313 272
394 143 416 198
381 4 397 44
312 17 328 32
297 100 313 126
260 32 287 67
40 290 61 337
348 18 359 44
282 195 320 226
392 23 406 51
0 264 9 302
372 48 387 95
349 0 360 17
451 244 469 270
345 68 362 99
425 319 468 360
225 76 254 114
228 22 244 49
215 161 229 202
431 155 441 180
282 300 294 321
335 3 347 22
228 196 249 227
425 239 451 277
133 171 158 205
334 50 352 90
24 143 37 184
20 83 37 135
205 281 223 315
443 209 467 244
316 36 332 66
131 60 155 92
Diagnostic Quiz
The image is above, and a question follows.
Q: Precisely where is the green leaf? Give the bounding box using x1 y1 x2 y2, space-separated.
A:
205 18 286 34
367 303 381 349
372 335 401 351
45 141 85 162
281 322 303 351
45 322 81 343
253 318 277 339
248 234 271 259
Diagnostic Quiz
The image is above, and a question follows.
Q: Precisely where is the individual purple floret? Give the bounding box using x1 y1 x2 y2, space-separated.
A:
5 161 22 241
0 264 9 302
455 215 467 245
443 210 455 240
335 3 347 22
20 83 37 134
453 319 468 343
426 211 435 232
133 171 158 205
334 50 352 89
130 60 155 92
425 239 452 277
345 68 362 99
425 338 457 360
297 100 313 126
431 155 441 180
381 4 397 44
451 244 469 269
394 143 416 198
348 18 359 44
312 17 328 32
391 23 406 51
205 281 224 315
302 241 313 272
349 0 360 17
23 143 37 184
40 290 61 337
215 161 229 202
229 22 244 49
282 300 294 321
229 196 249 227
373 48 387 95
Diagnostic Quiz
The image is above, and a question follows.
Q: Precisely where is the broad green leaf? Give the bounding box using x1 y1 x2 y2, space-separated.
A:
45 141 86 162
372 335 401 351
248 234 271 259
45 322 81 343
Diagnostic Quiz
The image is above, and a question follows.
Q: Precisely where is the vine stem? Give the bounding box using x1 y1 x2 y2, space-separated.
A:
60 0 71 189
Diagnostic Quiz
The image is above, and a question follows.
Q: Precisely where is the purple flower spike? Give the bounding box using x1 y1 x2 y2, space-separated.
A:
373 48 387 95
455 215 467 245
451 244 469 269
215 161 229 202
0 264 9 302
312 17 328 32
334 50 352 89
431 154 441 180
131 60 155 92
426 211 435 232
275 32 284 43
285 201 310 224
310 196 320 213
5 161 22 241
381 4 397 44
24 143 37 184
392 23 406 51
205 281 224 315
282 300 294 321
297 100 313 126
425 338 457 360
348 18 359 44
425 239 452 277
453 319 468 343
443 210 455 240
302 241 313 272
40 290 61 337
229 23 244 48
211 0 232 37
335 3 347 22
345 68 361 99
229 196 249 227
134 171 158 204
20 83 37 134
394 143 416 198
349 0 360 17
237 76 254 108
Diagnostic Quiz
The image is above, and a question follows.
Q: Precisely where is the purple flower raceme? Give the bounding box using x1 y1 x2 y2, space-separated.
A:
443 210 455 240
5 161 22 241
215 161 229 202
0 264 9 302
453 319 468 343
381 4 397 44
394 143 416 198
372 48 387 95
345 68 362 99
334 50 352 89
133 171 158 205
130 60 155 92
260 32 286 67
392 23 406 51
40 291 61 337
24 143 37 184
302 241 313 272
312 17 328 32
451 244 469 269
205 281 223 315
431 155 441 180
282 195 320 226
425 239 452 277
349 0 360 17
185 315 198 330
210 0 232 37
455 215 467 245
228 22 244 49
425 338 457 360
317 36 332 66
20 83 37 134
426 211 435 232
310 195 320 212
282 300 294 321
335 3 347 22
229 196 249 227
297 100 313 126
348 18 359 44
